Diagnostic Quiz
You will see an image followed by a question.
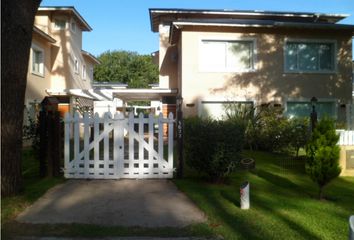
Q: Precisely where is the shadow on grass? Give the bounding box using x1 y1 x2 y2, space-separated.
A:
2 221 213 239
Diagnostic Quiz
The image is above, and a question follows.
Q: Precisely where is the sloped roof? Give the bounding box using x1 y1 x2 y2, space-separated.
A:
149 8 349 32
38 6 92 31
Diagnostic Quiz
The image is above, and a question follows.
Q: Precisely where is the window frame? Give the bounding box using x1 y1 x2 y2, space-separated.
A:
284 97 337 119
31 44 45 77
198 97 256 120
199 37 257 73
71 19 76 33
283 39 337 74
53 18 67 30
74 57 79 74
82 64 86 80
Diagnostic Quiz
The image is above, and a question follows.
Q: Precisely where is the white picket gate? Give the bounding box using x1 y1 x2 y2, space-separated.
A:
336 130 354 146
64 112 175 179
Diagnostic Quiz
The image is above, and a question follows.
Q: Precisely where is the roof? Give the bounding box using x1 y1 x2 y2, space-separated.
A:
33 26 56 43
169 18 354 44
82 50 100 65
92 81 128 89
38 6 92 31
149 8 349 32
113 88 178 101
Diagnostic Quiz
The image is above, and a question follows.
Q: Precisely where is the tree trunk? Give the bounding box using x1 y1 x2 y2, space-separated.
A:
1 0 42 196
319 185 324 200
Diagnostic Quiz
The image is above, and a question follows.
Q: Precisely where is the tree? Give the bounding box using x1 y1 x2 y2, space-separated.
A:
305 117 341 200
94 50 158 88
1 0 42 196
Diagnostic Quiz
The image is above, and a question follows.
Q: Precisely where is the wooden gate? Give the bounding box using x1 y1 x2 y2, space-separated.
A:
64 112 175 179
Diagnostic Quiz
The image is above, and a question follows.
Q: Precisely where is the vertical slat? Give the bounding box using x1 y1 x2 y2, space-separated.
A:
148 113 154 162
104 112 111 176
139 113 144 176
113 112 120 178
73 112 80 176
64 112 71 178
83 112 90 177
94 113 100 176
168 112 174 171
158 113 164 163
129 112 134 161
118 113 125 178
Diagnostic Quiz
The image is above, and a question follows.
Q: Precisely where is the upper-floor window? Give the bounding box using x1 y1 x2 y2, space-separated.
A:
82 64 86 80
200 39 255 72
74 58 79 74
71 20 76 33
54 19 66 30
31 46 44 76
285 40 336 73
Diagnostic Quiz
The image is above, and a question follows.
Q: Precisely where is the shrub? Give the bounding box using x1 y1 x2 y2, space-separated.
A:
288 118 310 157
184 117 245 182
305 117 341 199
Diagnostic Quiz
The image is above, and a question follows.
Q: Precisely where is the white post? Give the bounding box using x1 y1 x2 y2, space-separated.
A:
83 112 90 177
139 112 144 176
168 112 174 174
129 112 134 162
94 113 100 176
73 112 80 174
103 112 111 176
158 113 164 163
240 181 250 209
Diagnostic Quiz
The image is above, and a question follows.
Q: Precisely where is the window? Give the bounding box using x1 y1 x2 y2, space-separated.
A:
54 19 66 30
71 20 76 33
200 40 255 72
199 101 254 120
285 41 335 72
74 58 79 74
82 64 86 80
31 47 44 76
286 101 336 119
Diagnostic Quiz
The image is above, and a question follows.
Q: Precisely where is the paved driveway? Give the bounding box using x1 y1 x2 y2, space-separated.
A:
16 180 206 227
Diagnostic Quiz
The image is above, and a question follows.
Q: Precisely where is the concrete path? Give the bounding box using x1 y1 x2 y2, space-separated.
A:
16 180 206 227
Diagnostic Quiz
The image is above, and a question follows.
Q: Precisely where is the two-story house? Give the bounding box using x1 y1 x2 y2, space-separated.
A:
25 6 99 119
149 8 354 122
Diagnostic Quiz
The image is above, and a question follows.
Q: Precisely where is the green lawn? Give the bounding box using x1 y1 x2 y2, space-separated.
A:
174 150 354 240
1 148 65 225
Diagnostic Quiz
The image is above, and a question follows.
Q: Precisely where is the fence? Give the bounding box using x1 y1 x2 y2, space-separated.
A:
336 130 354 146
64 111 175 179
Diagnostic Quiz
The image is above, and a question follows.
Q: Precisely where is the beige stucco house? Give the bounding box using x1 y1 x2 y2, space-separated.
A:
149 8 354 122
25 6 100 118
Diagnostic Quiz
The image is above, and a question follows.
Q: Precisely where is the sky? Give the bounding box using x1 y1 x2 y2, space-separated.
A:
41 0 354 57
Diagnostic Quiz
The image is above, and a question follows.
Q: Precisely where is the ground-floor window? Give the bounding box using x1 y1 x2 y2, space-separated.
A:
286 100 336 119
199 101 254 120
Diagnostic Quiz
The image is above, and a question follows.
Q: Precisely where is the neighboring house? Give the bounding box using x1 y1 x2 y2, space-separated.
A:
25 6 99 119
149 8 354 122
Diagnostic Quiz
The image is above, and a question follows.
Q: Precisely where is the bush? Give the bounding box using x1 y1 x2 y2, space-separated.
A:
305 117 341 199
224 103 310 155
184 117 245 182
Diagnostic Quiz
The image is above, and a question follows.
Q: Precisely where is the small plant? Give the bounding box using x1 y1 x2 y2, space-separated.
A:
184 117 245 182
305 117 341 200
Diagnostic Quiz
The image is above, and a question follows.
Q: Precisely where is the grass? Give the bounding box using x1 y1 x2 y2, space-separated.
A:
3 148 353 239
174 150 354 240
1 148 65 225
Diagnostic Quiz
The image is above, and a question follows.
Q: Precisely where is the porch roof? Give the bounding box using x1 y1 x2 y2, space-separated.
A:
112 88 178 101
46 88 178 102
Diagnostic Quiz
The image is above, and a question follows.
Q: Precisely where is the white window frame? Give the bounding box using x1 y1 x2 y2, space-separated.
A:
283 38 337 74
31 44 45 77
74 57 79 74
71 19 76 33
82 64 86 80
284 97 337 119
198 97 256 119
199 37 257 73
53 18 67 30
